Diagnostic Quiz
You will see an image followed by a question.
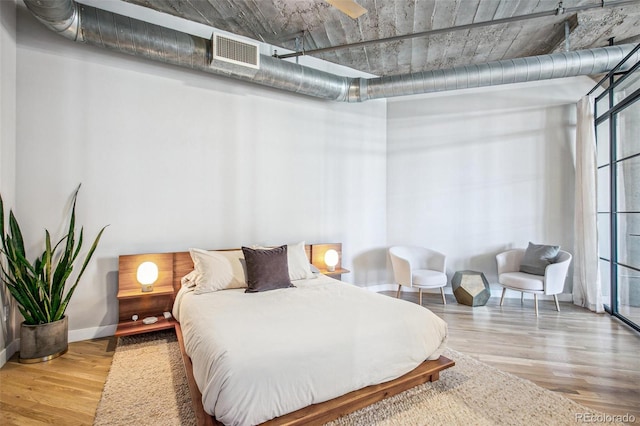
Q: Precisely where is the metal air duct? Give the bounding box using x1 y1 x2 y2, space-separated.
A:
23 0 640 103
355 45 640 101
23 0 352 101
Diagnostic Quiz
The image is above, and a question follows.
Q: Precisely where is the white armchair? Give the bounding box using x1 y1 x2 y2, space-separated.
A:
389 246 447 305
496 249 572 316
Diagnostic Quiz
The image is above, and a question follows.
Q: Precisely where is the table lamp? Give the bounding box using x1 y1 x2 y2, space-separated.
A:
324 249 339 272
137 261 158 292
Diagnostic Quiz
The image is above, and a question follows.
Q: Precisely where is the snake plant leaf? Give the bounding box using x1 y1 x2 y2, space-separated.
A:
8 211 26 258
10 274 43 323
61 186 78 261
0 195 5 250
6 235 37 276
52 239 70 292
72 228 83 263
44 230 52 292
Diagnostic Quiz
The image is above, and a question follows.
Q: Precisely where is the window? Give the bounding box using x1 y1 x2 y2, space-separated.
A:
595 47 640 332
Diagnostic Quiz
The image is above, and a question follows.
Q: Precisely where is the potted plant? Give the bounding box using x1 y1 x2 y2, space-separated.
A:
0 185 107 363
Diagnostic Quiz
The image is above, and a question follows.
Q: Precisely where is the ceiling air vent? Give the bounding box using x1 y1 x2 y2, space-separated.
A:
212 33 260 69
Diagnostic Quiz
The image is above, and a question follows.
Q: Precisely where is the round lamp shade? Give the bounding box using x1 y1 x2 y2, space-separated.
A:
137 261 159 285
324 249 339 272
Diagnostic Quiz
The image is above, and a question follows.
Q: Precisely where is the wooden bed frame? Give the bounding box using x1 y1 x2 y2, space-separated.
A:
122 246 455 426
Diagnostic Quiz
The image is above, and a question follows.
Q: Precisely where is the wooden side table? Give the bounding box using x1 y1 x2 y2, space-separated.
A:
310 243 350 280
115 286 176 336
116 253 177 337
451 270 491 306
318 267 350 281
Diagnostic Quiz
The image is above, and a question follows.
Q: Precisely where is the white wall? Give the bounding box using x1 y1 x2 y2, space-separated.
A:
1 0 18 364
387 78 595 295
14 6 386 341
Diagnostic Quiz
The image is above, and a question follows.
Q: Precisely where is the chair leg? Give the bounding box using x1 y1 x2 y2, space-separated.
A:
500 287 506 306
418 289 423 306
521 292 524 304
396 284 402 299
534 294 538 316
553 294 560 312
440 287 446 305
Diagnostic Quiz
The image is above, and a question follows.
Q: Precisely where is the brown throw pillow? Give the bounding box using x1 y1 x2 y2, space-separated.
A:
242 245 295 293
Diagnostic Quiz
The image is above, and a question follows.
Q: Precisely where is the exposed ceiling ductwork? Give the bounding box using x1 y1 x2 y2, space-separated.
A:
23 0 640 103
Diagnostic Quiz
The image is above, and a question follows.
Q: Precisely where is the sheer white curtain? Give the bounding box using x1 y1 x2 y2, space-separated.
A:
573 95 604 313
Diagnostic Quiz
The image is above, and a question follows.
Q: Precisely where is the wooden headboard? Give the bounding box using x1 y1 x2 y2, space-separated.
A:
118 243 342 298
116 243 341 337
170 245 315 294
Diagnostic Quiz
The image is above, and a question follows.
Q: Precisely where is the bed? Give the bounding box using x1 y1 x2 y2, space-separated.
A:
124 243 453 425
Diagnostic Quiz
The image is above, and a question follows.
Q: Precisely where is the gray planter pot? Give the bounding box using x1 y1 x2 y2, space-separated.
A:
19 316 68 363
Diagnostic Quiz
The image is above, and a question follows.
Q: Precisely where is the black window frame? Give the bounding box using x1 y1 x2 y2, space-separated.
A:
593 43 640 332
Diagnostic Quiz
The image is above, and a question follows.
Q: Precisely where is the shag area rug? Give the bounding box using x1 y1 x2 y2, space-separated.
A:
94 331 195 426
94 330 623 426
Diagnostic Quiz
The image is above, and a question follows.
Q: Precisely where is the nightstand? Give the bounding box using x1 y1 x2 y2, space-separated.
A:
318 267 350 281
310 243 349 281
116 253 177 337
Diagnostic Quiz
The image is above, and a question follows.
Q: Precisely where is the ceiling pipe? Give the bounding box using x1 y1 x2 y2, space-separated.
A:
23 0 640 103
23 0 80 40
356 44 639 102
24 0 352 101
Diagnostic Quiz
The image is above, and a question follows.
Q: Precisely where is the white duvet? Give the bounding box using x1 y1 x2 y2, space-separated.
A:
173 274 448 426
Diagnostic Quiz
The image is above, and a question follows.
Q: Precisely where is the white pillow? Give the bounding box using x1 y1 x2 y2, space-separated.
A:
287 241 314 280
216 249 247 285
189 248 246 294
181 270 198 288
253 241 314 281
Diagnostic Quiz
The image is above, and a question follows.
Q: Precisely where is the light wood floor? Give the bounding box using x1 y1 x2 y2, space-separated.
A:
391 291 640 421
1 295 639 425
0 337 116 425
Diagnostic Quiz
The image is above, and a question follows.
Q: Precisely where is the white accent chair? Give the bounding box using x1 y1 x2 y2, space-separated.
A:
496 249 572 316
389 246 447 305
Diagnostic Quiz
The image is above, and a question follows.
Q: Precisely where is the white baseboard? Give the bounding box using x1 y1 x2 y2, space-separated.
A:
0 339 19 368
